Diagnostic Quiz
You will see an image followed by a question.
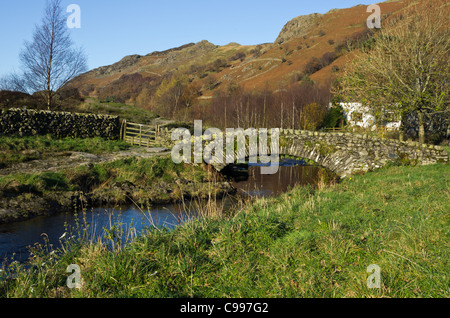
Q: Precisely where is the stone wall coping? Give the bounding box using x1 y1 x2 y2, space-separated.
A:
3 108 119 119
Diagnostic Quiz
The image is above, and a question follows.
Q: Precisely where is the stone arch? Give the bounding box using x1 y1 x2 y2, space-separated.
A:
211 130 449 178
156 127 448 179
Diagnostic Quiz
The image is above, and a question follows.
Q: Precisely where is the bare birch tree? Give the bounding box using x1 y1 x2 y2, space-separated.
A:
19 0 87 109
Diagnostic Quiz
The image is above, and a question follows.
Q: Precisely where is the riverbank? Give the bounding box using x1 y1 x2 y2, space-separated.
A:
1 157 448 297
0 143 235 224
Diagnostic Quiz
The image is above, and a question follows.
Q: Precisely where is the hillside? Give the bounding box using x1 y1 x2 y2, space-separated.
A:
67 1 406 96
0 1 413 126
45 0 415 128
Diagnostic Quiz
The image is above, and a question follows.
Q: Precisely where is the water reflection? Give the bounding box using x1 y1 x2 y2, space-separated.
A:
0 204 197 264
230 159 320 197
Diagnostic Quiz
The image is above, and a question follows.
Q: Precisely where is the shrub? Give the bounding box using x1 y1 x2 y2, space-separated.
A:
319 52 338 67
321 105 346 128
209 59 228 72
285 48 293 56
103 96 118 103
249 45 262 57
229 52 246 62
290 72 303 83
188 64 205 74
204 74 219 91
300 102 328 131
304 57 320 75
304 52 339 75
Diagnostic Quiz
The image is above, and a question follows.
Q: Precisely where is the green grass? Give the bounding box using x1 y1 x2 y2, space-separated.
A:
1 161 448 298
78 99 159 124
0 135 131 169
0 156 208 198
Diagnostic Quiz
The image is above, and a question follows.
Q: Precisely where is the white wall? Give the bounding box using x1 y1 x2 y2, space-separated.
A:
339 103 375 128
339 103 401 130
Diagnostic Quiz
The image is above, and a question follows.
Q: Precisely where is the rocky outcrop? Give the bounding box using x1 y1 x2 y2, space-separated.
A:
91 54 143 77
275 13 323 44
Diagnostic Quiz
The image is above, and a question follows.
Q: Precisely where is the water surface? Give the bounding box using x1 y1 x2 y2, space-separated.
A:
0 159 321 264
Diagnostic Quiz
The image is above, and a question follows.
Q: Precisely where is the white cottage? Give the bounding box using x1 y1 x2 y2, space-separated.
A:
338 102 401 130
339 103 375 128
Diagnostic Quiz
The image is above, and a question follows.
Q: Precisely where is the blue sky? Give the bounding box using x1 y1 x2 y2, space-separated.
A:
0 0 373 77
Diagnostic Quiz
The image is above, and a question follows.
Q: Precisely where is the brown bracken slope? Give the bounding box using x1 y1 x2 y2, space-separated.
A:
66 0 408 108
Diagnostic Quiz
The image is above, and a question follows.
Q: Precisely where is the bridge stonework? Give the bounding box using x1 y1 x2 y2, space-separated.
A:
155 127 448 178
278 129 448 178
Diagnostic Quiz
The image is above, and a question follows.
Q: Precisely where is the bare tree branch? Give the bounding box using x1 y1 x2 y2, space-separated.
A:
18 0 87 109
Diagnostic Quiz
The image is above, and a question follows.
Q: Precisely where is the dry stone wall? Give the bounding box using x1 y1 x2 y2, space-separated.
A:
279 129 449 177
0 108 120 139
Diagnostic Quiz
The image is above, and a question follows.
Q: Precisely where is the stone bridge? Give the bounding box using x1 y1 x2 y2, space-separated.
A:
274 129 448 177
153 127 449 178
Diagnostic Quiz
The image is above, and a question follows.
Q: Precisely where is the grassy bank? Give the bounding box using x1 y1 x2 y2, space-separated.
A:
1 160 448 298
0 154 232 223
0 134 131 169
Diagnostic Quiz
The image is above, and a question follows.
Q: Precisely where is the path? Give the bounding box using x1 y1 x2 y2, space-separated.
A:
0 147 171 176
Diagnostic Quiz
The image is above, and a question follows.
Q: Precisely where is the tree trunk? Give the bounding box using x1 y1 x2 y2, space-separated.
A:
263 95 266 128
399 119 404 142
224 103 227 128
447 122 450 144
46 91 52 110
418 110 425 144
398 111 406 142
292 101 295 130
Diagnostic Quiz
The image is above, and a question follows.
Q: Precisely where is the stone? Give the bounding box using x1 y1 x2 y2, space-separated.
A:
359 150 369 157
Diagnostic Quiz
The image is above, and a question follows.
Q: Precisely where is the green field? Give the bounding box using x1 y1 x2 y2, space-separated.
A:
77 98 160 124
1 157 448 298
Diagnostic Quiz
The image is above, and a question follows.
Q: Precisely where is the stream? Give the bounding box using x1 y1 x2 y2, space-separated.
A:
0 159 322 264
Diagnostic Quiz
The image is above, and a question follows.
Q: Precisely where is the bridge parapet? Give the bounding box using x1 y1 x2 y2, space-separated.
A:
140 126 449 178
279 129 448 177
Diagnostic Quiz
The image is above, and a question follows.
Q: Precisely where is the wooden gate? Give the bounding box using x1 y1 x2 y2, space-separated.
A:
120 120 160 147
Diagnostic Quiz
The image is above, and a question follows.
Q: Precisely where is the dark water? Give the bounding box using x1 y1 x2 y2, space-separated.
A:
231 159 320 197
0 204 198 264
0 159 320 264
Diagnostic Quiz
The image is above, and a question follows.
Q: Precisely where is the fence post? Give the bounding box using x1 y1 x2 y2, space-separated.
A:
122 120 127 140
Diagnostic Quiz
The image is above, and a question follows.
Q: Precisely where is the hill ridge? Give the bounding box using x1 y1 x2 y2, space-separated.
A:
65 0 409 112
